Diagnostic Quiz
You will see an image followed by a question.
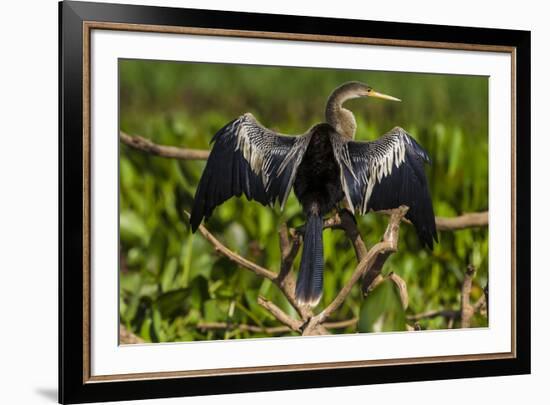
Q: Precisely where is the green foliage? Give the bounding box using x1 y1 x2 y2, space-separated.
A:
359 279 407 333
119 59 489 342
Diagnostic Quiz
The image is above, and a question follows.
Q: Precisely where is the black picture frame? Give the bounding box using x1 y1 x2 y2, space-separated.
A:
59 1 531 403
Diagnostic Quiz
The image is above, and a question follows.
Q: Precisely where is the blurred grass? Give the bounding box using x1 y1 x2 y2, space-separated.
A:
119 59 489 342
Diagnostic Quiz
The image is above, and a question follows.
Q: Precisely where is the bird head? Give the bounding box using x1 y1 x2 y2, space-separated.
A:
335 81 401 102
326 82 400 139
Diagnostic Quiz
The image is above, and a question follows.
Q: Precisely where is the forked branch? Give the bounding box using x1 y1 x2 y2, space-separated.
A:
308 206 408 331
122 132 489 338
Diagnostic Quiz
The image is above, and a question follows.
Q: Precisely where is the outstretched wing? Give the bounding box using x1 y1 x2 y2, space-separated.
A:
190 113 311 232
336 126 438 248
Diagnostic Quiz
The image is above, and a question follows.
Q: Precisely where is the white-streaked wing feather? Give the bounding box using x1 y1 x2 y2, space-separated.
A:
335 126 437 248
190 113 311 231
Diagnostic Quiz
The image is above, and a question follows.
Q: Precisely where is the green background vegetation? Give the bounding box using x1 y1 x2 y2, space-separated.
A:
119 59 489 342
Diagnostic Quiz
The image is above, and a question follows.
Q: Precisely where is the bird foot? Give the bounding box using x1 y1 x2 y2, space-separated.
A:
338 207 357 224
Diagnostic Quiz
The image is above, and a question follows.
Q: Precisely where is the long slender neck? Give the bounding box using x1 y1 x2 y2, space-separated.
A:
325 91 357 139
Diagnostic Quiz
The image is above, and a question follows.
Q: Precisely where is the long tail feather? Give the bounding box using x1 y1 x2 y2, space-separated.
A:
296 213 324 307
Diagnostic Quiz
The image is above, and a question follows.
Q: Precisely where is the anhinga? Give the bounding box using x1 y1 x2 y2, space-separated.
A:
190 82 437 307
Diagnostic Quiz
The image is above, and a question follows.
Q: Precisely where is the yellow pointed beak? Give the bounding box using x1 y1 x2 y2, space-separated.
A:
368 90 401 102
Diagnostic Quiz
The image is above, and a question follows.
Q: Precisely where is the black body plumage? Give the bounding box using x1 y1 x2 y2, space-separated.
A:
293 124 344 216
190 83 438 307
293 124 344 305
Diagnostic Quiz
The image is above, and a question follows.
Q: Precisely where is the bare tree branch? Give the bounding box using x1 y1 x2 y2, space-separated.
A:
278 223 301 282
461 264 476 328
313 206 409 327
189 213 278 281
122 133 491 338
191 205 488 335
360 272 409 310
407 302 486 323
436 212 488 231
196 317 357 334
407 309 461 322
388 272 409 310
192 215 315 325
197 322 291 334
120 131 210 160
257 296 302 331
323 318 358 329
364 274 385 294
376 209 488 231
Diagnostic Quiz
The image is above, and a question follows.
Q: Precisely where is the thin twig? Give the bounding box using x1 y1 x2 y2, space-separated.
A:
277 223 301 282
407 301 487 323
361 272 409 310
407 309 461 322
323 317 358 329
196 317 358 334
189 213 278 281
376 209 488 231
388 272 409 310
364 274 385 294
257 296 302 331
197 322 291 334
461 264 476 328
